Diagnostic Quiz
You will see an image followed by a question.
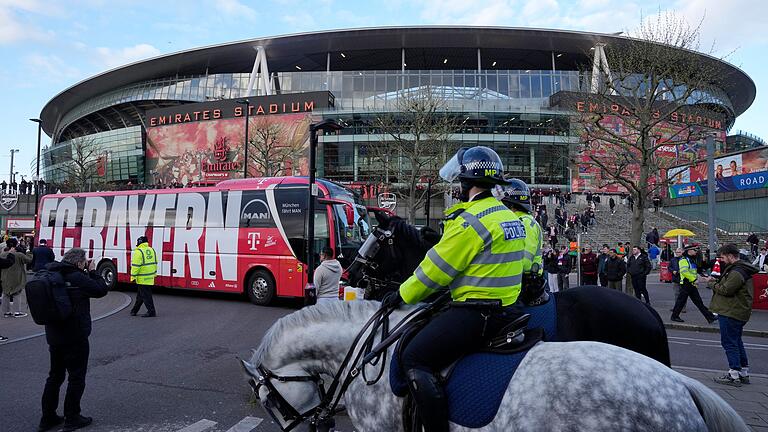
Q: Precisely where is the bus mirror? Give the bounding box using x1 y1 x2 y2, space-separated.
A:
345 204 355 226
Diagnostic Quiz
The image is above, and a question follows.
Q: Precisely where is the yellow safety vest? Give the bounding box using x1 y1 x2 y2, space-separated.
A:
131 242 157 285
513 210 543 275
679 256 697 284
400 195 526 306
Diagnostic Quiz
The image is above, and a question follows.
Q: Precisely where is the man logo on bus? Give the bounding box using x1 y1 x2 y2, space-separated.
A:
241 198 271 222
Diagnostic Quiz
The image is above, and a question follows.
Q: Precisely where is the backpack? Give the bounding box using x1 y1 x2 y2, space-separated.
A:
24 269 72 325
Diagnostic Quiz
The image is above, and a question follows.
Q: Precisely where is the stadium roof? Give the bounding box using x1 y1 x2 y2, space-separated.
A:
40 26 756 136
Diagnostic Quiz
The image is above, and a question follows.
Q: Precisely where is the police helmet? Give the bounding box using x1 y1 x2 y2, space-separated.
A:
439 146 510 186
136 236 148 246
500 178 531 212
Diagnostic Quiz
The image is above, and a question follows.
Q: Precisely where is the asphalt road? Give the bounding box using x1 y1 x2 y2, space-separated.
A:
0 288 356 432
1 288 765 432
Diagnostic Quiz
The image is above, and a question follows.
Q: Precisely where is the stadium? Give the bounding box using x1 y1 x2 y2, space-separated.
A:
38 26 756 221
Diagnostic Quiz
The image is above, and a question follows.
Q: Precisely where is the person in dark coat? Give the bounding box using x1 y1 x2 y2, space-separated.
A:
627 246 653 304
580 246 598 285
609 196 616 214
604 249 626 291
31 239 56 272
556 246 572 291
0 253 16 342
39 248 108 432
597 244 610 287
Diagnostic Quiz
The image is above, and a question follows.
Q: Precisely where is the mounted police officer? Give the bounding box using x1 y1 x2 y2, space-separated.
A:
129 236 158 317
498 178 547 305
383 146 527 432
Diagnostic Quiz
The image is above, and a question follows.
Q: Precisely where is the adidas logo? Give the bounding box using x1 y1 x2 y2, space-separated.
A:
208 282 216 288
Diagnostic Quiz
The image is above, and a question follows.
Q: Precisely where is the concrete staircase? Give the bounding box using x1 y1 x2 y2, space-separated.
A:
542 196 746 251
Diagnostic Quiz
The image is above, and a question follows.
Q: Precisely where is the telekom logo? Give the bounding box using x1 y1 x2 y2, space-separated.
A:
247 232 261 251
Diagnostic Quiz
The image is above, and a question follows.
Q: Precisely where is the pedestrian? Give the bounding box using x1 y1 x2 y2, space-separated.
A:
597 244 610 287
32 239 57 272
547 225 558 249
648 243 660 270
669 247 687 313
746 233 759 259
0 252 16 342
539 208 548 230
752 247 768 272
604 249 626 291
615 242 626 257
628 195 634 211
609 196 616 214
580 246 598 285
314 246 342 304
627 246 652 304
543 249 559 293
1 238 33 317
652 195 661 212
0 180 5 193
580 211 589 234
39 247 108 432
565 226 576 243
556 245 572 291
129 236 157 317
671 246 717 324
708 244 758 387
20 179 28 195
646 227 660 248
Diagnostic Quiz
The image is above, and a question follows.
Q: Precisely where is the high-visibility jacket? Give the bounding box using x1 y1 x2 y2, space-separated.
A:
400 195 526 306
679 256 697 284
512 210 543 275
131 242 157 285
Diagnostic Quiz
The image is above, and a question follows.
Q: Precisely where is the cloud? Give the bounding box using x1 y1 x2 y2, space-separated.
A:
93 43 162 69
213 0 257 20
23 53 80 80
0 0 55 44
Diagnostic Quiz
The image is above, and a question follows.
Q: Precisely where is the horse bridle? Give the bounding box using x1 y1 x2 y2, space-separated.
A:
244 294 450 432
352 227 403 290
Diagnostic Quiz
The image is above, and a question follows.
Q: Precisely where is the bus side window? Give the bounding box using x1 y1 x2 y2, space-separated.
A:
48 210 57 227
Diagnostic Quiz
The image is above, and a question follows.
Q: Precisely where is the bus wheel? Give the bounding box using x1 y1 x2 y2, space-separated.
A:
97 261 117 290
246 270 275 306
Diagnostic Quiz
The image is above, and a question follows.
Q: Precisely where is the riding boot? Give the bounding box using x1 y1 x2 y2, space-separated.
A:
406 369 449 432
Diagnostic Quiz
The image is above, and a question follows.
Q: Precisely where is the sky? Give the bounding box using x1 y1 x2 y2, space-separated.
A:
1 0 766 180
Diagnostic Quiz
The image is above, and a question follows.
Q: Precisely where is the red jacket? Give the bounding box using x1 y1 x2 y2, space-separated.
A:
580 252 598 275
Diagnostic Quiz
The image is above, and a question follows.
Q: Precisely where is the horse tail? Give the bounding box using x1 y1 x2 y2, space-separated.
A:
641 301 671 367
681 376 750 432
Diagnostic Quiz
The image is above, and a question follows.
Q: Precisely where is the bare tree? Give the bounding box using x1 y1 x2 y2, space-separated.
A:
59 136 106 192
245 115 310 177
372 87 456 224
574 11 729 245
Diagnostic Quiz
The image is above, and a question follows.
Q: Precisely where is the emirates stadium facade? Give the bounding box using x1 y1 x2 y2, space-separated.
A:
39 26 755 215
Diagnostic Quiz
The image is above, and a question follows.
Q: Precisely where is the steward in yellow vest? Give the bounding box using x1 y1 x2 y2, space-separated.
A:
130 236 158 317
383 146 527 432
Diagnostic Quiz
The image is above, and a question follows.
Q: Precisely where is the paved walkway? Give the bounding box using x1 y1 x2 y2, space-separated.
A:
0 291 131 344
676 367 768 431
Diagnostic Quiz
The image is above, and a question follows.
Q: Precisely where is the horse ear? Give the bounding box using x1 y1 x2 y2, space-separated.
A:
373 210 391 227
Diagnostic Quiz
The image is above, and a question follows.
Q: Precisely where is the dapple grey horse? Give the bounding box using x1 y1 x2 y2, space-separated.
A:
243 301 748 432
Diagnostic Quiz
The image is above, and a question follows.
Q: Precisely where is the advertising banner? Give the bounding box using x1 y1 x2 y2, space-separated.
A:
571 115 717 193
667 147 768 198
145 92 333 185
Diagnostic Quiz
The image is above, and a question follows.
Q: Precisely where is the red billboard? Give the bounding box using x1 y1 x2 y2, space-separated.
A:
144 92 333 185
572 115 723 193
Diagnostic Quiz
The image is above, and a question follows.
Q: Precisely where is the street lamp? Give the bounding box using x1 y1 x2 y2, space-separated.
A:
305 119 342 304
30 118 43 226
236 99 251 178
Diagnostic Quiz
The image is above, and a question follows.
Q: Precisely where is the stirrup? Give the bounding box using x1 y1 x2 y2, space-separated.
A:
487 314 530 349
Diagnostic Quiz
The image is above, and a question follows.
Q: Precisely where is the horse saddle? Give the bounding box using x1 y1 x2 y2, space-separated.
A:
389 295 557 429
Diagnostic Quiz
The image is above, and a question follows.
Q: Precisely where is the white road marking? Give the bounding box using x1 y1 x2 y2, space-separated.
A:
225 416 263 432
176 419 217 432
669 335 768 348
669 341 690 345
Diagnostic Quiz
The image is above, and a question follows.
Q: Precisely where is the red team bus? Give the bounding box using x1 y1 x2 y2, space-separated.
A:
36 177 372 305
